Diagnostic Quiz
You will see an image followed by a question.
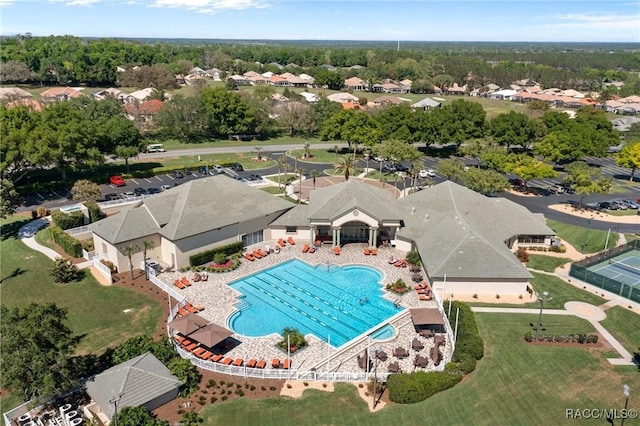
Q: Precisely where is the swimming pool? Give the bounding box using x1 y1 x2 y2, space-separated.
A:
228 259 402 347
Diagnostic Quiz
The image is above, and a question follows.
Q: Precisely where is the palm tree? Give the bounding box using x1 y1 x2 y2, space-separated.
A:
334 155 355 181
254 146 263 161
122 243 139 280
303 142 311 159
310 169 320 190
277 156 287 189
142 240 155 279
410 159 423 189
281 162 290 189
333 145 340 164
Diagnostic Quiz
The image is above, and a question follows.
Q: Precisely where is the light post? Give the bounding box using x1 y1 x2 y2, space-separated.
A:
371 346 381 409
109 393 124 426
581 218 592 254
622 384 630 426
604 226 618 251
534 291 552 345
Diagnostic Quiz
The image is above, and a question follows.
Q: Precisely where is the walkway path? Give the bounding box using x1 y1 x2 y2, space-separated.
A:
471 301 635 366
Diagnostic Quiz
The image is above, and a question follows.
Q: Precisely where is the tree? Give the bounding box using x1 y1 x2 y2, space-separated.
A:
461 168 509 195
320 109 382 152
489 111 538 151
275 102 317 136
310 169 320 190
71 179 101 202
314 68 343 90
50 258 82 283
180 410 203 426
436 99 486 148
169 357 201 397
276 155 287 189
334 155 355 181
114 145 140 173
616 141 640 182
117 406 168 426
110 335 153 365
505 154 557 185
565 161 613 209
0 303 78 401
0 178 22 218
200 87 258 138
0 60 36 83
459 138 500 168
0 105 38 183
142 240 155 280
155 95 208 142
437 158 466 182
121 243 139 280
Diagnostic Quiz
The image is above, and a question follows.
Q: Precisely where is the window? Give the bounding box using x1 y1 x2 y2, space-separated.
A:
242 230 264 246
518 235 545 244
286 226 297 234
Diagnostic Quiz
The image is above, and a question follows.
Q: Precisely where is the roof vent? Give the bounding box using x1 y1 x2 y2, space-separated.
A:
423 213 429 222
411 207 416 215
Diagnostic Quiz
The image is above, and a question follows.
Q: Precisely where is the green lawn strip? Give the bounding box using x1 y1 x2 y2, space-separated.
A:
34 226 57 251
468 272 606 309
201 314 640 425
287 148 351 164
600 305 640 354
157 135 326 151
0 216 163 354
547 219 614 254
266 174 298 185
260 186 285 195
605 209 639 216
525 254 571 272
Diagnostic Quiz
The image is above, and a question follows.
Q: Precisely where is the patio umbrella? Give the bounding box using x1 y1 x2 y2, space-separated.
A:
188 323 233 348
168 313 209 335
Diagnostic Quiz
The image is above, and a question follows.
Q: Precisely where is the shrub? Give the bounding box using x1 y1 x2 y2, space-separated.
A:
100 259 117 273
277 327 308 352
213 252 227 265
269 386 276 391
516 247 529 263
50 258 82 283
387 371 462 404
169 358 201 397
472 294 478 299
406 250 421 266
37 207 47 218
189 241 244 267
84 201 104 223
235 389 245 397
386 278 409 294
50 226 82 257
451 351 477 375
51 210 85 230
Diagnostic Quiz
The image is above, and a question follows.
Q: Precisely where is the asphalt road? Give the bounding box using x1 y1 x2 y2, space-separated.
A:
19 147 640 233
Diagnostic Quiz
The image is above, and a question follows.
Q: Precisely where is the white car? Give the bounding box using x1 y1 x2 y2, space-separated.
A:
419 169 436 178
373 156 386 162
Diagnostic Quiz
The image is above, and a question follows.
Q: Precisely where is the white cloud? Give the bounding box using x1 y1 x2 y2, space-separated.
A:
544 12 640 30
151 0 269 14
49 0 101 5
0 0 15 6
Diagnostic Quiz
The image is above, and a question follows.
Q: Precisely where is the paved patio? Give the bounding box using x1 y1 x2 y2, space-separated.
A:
159 241 452 375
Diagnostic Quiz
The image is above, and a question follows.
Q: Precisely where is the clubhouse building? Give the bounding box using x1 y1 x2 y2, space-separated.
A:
91 176 555 296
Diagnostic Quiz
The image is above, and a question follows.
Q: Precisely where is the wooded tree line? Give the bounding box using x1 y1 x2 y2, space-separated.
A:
1 35 639 95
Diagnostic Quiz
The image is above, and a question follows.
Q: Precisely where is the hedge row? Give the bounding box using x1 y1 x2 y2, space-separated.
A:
51 226 82 257
189 241 244 267
447 301 484 362
51 210 84 230
387 371 462 404
85 201 104 223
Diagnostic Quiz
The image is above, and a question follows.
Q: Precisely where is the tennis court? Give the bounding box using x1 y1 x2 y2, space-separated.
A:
590 254 640 287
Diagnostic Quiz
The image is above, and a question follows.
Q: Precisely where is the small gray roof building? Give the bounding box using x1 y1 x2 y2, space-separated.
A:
85 352 182 420
411 98 441 109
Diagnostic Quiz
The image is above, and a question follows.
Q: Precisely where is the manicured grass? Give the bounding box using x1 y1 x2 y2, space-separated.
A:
288 147 352 164
34 226 57 251
158 135 326 151
469 272 606 309
600 306 640 354
0 392 25 426
201 313 640 425
0 216 163 355
260 186 285 195
547 219 615 254
605 209 639 216
525 254 572 272
267 173 298 185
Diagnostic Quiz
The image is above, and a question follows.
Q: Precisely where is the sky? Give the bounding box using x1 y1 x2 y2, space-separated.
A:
1 1 639 42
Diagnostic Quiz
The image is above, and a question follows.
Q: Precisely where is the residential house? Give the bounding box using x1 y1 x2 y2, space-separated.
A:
321 64 337 72
228 74 251 86
124 87 156 104
284 75 311 88
269 62 285 70
431 85 443 95
370 95 409 107
244 71 268 85
205 68 222 81
6 98 42 111
489 89 518 101
269 74 289 87
0 87 33 101
446 83 466 95
299 92 319 103
399 79 412 92
411 97 441 111
327 92 360 104
92 87 126 102
40 87 84 102
611 116 640 131
344 77 366 91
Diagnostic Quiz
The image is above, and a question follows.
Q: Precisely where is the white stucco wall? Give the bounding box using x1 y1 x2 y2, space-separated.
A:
432 278 529 297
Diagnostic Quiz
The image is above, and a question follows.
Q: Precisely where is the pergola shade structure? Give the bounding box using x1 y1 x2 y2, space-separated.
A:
410 308 445 333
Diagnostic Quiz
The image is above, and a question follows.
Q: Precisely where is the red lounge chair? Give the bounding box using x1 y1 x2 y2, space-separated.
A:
253 250 262 259
222 357 233 365
179 337 193 348
247 359 257 368
288 237 296 245
302 244 310 253
333 246 341 255
174 279 186 289
371 248 377 256
181 276 191 287
363 248 370 255
199 350 213 360
308 247 315 253
185 342 198 351
178 307 189 317
244 252 255 261
419 294 433 301
233 358 243 366
256 359 266 369
193 347 206 357
175 335 188 344
278 238 286 247
211 354 223 363
283 359 291 369
257 249 268 257
272 358 280 368
185 304 198 314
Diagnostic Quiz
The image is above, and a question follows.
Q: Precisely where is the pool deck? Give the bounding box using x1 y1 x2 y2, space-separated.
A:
160 242 452 375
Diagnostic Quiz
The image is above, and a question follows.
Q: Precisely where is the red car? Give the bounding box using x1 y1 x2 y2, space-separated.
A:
110 175 126 186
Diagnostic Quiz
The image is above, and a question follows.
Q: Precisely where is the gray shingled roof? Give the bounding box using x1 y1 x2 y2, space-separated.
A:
270 205 311 227
307 180 402 222
92 176 293 244
85 352 182 419
398 181 553 280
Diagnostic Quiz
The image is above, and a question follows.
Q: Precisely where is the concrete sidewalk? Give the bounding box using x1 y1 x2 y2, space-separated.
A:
18 217 61 261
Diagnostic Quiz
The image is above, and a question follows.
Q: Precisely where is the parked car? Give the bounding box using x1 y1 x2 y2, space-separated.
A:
548 184 565 194
619 199 639 209
597 201 619 210
419 169 436 178
395 163 409 172
382 164 397 173
147 187 161 194
120 191 136 199
172 170 184 179
228 163 244 172
160 185 172 191
211 164 224 174
560 183 575 194
109 175 126 187
104 193 119 201
197 166 208 175
134 187 149 196
373 156 386 162
611 200 628 210
249 174 263 181
509 178 525 187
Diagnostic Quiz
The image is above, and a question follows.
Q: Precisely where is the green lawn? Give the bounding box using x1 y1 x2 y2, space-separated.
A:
0 216 163 355
469 272 606 309
287 147 352 164
547 219 616 254
158 135 326 151
260 186 285 195
201 313 640 425
600 306 640 354
525 254 572 272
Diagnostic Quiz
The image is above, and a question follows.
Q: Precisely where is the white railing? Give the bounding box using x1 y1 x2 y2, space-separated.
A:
82 249 99 261
65 225 91 236
149 273 186 305
97 196 144 209
432 284 456 357
92 256 112 282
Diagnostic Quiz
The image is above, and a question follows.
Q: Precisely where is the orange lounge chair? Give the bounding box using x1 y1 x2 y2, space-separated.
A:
174 279 186 289
181 276 191 287
244 252 255 261
211 354 223 363
308 247 315 253
363 248 370 255
278 238 286 247
256 359 266 369
233 358 243 366
198 350 213 360
283 359 291 369
272 358 280 368
370 248 377 255
257 249 268 257
302 244 309 253
247 359 257 368
185 304 198 314
178 307 189 317
193 347 206 357
179 337 193 348
288 237 296 245
419 294 433 301
175 335 188 344
222 357 233 365
185 342 198 351
333 246 341 255
253 250 263 259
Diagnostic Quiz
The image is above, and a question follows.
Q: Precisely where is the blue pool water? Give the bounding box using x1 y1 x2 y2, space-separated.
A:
228 259 402 347
371 324 396 340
